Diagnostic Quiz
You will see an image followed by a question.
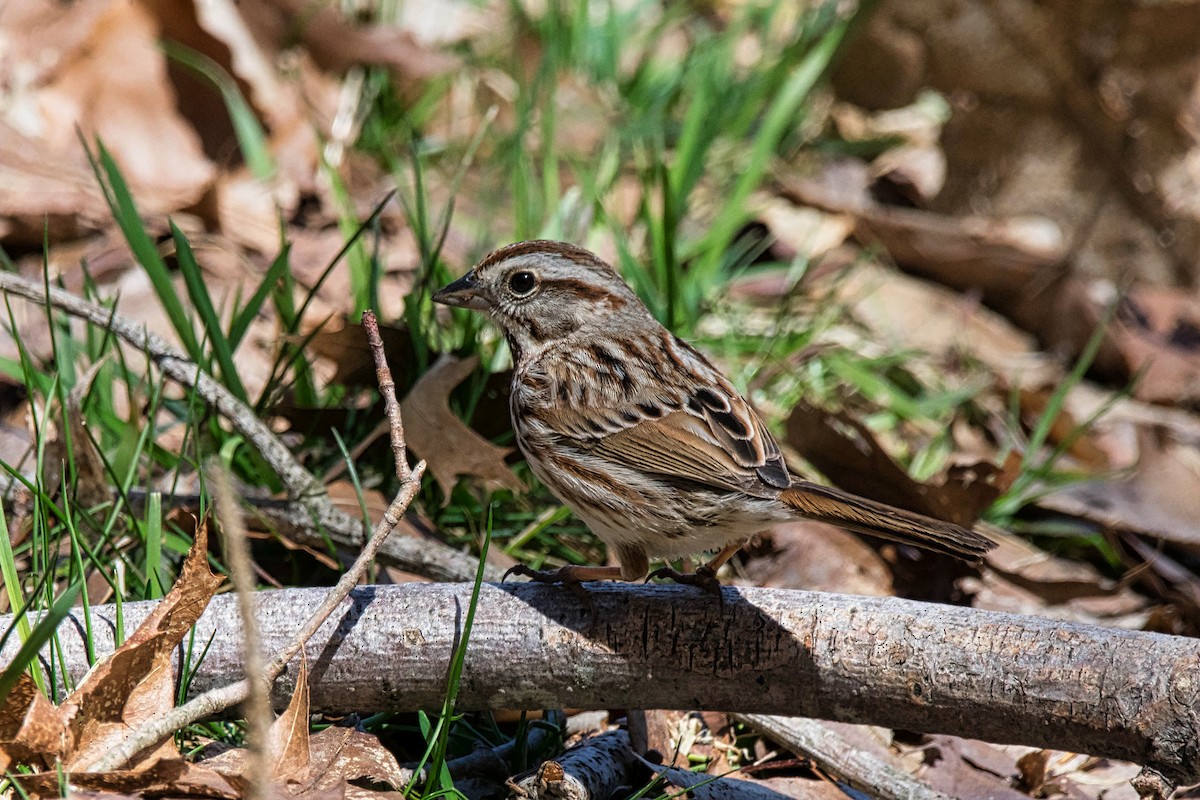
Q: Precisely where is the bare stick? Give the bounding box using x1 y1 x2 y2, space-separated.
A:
734 714 953 800
30 583 1199 783
510 731 637 800
212 465 272 800
0 271 494 582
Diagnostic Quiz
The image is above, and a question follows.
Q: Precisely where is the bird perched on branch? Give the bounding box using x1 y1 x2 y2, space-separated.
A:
434 240 994 590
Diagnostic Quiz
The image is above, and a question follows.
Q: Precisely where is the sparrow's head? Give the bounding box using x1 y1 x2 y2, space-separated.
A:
433 240 647 357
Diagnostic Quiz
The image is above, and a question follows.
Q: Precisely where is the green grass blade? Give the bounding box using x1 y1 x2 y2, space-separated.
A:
170 221 248 401
144 491 164 599
161 41 275 180
696 13 850 282
989 299 1120 521
228 243 291 350
319 145 377 314
0 464 42 695
0 583 81 705
409 515 494 797
83 137 202 360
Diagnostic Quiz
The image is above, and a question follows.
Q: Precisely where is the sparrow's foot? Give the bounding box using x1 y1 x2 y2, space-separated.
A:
645 565 723 597
502 564 623 600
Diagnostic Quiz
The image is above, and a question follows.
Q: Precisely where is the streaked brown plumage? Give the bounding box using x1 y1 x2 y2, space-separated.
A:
433 240 994 586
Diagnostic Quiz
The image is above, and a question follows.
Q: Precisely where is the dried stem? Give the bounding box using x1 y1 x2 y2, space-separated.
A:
362 309 410 483
212 465 272 800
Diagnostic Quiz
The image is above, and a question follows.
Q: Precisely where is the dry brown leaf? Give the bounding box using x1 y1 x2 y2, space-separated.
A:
786 166 1200 404
13 757 242 799
16 0 213 211
236 0 459 89
905 736 1142 800
1041 755 1141 800
1039 424 1200 548
906 737 1030 800
0 121 107 242
401 354 523 501
145 0 339 227
969 531 1150 628
64 519 224 769
307 322 415 389
829 262 1052 387
871 143 946 205
0 522 228 786
785 401 1017 528
752 777 856 800
301 726 412 793
0 673 66 770
1018 386 1111 470
204 646 410 794
326 480 393 530
1110 286 1200 404
757 195 855 263
747 521 894 596
202 655 313 783
271 656 312 781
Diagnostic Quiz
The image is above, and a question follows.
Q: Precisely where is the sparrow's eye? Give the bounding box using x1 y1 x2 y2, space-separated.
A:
507 270 538 297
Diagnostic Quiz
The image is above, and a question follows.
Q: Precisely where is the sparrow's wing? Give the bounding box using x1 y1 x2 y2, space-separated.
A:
579 382 790 498
530 330 789 497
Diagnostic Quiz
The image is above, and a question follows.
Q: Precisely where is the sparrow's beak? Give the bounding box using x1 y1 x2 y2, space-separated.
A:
432 271 488 310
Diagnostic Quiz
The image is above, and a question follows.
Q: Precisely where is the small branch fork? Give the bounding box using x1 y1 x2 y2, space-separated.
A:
85 310 426 772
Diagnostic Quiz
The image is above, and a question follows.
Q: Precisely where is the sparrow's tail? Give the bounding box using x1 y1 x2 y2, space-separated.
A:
781 480 996 562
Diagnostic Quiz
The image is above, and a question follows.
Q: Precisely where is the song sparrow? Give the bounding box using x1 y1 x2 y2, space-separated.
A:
433 240 994 588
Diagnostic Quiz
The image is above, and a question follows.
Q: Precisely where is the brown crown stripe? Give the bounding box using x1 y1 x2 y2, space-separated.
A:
475 240 613 273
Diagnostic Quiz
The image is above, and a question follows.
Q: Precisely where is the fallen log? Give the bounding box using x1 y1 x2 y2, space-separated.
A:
2 583 1196 782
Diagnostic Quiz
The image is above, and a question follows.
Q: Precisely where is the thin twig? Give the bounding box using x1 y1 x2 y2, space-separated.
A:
0 270 495 582
84 462 426 772
83 302 430 772
212 465 273 800
362 310 409 483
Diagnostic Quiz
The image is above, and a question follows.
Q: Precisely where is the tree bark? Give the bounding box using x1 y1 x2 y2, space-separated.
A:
3 583 1197 783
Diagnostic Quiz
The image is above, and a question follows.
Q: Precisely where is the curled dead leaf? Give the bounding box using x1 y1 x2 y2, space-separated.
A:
0 673 66 770
65 519 224 770
12 757 241 799
204 654 412 793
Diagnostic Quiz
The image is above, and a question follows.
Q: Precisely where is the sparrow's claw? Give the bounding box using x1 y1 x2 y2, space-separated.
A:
500 564 607 601
645 565 723 597
502 563 546 583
